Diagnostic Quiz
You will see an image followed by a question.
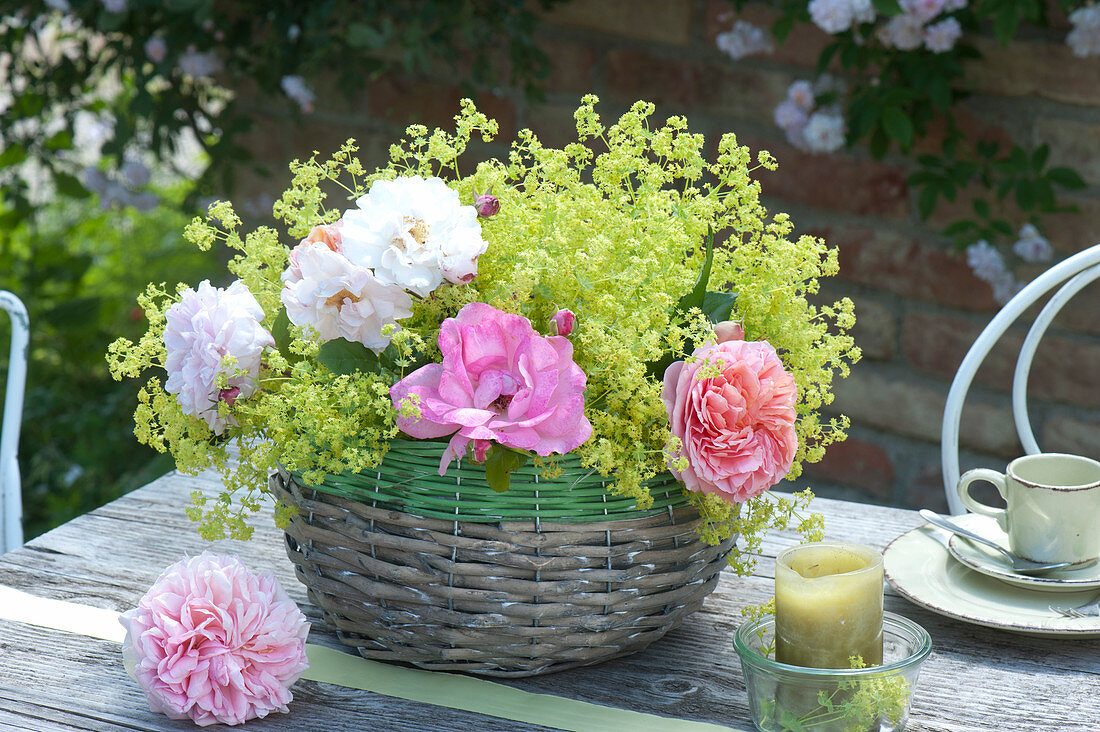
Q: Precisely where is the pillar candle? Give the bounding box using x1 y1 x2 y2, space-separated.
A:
774 542 883 669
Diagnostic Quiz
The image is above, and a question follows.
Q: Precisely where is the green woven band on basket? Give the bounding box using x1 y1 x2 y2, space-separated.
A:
296 439 689 523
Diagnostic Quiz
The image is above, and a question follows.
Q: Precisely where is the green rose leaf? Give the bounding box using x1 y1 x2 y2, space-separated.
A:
317 338 398 375
675 227 715 314
702 291 737 325
483 444 529 493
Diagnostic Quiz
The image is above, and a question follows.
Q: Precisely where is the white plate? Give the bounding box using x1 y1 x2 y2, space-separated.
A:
883 522 1100 637
945 513 1100 593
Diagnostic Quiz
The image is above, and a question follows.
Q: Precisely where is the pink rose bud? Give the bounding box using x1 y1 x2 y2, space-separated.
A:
475 192 500 218
550 309 576 336
218 386 241 406
713 320 745 343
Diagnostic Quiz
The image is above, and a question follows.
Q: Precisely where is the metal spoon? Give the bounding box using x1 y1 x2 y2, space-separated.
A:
918 509 1076 575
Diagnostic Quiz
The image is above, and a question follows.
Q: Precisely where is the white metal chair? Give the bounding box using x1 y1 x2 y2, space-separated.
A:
942 244 1100 515
1 291 28 553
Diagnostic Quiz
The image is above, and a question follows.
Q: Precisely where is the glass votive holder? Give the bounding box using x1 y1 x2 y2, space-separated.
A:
733 612 932 732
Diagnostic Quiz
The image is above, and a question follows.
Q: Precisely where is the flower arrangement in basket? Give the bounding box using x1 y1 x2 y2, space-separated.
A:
109 96 858 676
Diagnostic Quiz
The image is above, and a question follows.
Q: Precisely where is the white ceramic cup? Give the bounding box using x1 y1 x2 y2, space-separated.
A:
957 452 1100 564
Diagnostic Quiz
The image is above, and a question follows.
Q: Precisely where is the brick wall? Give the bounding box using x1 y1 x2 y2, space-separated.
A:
235 0 1100 513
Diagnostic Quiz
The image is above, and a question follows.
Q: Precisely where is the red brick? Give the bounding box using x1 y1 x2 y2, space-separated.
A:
815 226 998 311
1042 416 1100 457
545 0 693 45
477 92 518 141
747 137 910 220
525 101 586 150
367 76 515 139
829 369 1020 455
604 49 789 125
966 37 1100 108
712 67 793 126
703 0 831 69
902 311 1017 390
234 107 293 172
907 462 952 513
849 295 898 361
1036 193 1100 259
901 311 1100 408
1051 285 1100 338
537 36 599 95
604 49 706 110
912 103 1015 157
804 437 895 498
1037 117 1100 187
368 76 463 130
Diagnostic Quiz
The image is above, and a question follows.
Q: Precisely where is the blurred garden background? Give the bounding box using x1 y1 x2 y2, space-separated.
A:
5 0 1100 541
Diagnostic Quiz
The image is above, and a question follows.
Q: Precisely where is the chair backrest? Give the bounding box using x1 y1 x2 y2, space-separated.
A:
0 291 28 553
942 244 1100 514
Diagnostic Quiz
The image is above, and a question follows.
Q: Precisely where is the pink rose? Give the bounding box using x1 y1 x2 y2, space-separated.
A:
662 338 798 503
391 302 593 474
549 308 575 336
119 553 310 727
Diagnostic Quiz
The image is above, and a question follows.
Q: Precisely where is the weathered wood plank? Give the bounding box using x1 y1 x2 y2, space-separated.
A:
1 471 1098 731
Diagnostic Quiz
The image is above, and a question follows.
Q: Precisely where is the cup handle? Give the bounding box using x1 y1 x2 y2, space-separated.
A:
957 468 1008 520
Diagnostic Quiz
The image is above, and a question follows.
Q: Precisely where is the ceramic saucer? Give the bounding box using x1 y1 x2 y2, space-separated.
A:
945 513 1100 593
883 522 1100 637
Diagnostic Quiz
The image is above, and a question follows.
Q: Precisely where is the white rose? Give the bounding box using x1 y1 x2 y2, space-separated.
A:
340 176 488 297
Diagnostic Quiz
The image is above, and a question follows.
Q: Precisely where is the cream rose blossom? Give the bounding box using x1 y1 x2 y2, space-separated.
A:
281 241 413 352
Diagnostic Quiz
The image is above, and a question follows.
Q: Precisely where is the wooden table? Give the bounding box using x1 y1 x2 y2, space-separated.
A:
1 470 1097 731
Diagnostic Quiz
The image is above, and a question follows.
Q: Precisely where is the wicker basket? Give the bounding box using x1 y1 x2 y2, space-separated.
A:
271 440 734 677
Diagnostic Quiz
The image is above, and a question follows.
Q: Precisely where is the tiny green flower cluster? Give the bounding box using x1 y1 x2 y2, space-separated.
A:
108 96 858 559
759 654 913 732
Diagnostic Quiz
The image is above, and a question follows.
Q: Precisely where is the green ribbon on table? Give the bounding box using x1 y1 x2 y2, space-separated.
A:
0 586 745 732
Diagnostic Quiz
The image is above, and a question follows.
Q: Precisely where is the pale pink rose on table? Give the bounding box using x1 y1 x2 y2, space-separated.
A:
662 338 798 503
163 280 274 434
390 302 593 474
119 553 310 727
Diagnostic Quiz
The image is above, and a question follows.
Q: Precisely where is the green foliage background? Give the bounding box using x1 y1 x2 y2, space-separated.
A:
0 185 216 539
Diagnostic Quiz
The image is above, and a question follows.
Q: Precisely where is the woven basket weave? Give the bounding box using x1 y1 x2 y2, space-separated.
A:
272 440 734 677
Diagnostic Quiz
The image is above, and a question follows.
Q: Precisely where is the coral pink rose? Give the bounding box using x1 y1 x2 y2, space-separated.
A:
119 553 310 727
391 302 593 474
661 336 798 503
